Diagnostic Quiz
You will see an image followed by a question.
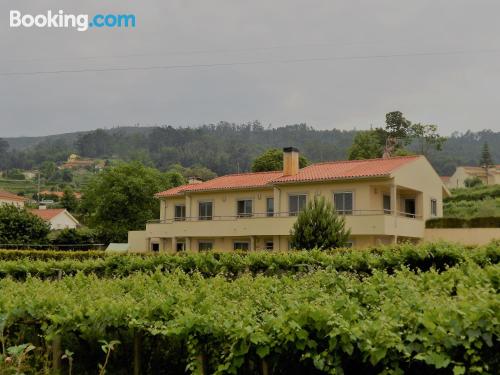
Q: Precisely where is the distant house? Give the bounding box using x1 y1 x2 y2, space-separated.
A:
29 208 80 230
39 190 82 199
447 165 500 188
59 154 97 170
0 190 26 207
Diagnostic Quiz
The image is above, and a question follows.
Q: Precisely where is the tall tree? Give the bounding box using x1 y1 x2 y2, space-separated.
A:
79 162 185 242
252 148 309 172
410 123 447 156
479 142 493 167
60 187 79 212
347 131 383 160
289 197 350 250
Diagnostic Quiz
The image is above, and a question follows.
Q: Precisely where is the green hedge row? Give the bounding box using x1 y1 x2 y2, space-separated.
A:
426 216 500 228
0 242 498 280
0 250 107 261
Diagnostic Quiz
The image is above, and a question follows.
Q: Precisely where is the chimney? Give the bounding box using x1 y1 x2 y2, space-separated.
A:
283 147 300 176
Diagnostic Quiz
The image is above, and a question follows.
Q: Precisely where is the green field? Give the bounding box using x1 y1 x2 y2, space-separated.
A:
0 243 499 374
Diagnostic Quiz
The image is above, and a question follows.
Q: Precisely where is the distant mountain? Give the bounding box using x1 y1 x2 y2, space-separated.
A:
2 123 499 176
4 126 157 150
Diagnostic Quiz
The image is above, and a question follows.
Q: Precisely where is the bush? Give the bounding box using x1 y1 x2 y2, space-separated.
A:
290 196 350 250
51 228 97 245
0 205 50 245
426 216 500 228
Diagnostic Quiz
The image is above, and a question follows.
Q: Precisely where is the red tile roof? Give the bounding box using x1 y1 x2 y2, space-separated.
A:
272 155 421 183
0 190 26 202
155 183 203 197
29 209 65 221
156 156 422 197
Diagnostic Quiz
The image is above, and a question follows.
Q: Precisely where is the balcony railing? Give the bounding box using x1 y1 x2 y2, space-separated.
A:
148 210 422 224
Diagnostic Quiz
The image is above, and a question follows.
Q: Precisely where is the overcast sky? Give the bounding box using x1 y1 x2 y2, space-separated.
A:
1 1 500 137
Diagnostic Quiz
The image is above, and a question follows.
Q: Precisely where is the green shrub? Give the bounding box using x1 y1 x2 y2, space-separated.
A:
426 216 500 228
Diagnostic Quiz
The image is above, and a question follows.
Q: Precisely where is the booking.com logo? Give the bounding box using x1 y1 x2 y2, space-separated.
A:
9 10 136 32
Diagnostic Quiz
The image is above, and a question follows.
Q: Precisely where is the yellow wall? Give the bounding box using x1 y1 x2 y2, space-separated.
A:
424 228 500 245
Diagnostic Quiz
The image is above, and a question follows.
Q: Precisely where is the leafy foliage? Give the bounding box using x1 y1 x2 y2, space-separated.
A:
480 142 494 166
347 131 383 160
0 257 498 374
79 162 185 242
50 228 98 246
60 186 79 211
251 148 309 172
290 197 350 250
0 205 50 245
0 242 498 280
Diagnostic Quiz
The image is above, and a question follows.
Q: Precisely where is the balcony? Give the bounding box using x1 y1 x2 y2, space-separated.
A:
145 210 424 239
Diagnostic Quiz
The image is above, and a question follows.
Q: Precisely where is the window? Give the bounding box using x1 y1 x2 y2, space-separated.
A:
383 195 391 214
289 194 307 216
431 199 437 216
345 241 354 248
151 243 160 252
176 242 185 252
266 197 274 217
404 199 416 218
334 192 353 215
198 241 213 251
233 242 250 251
265 241 273 250
174 205 186 221
199 201 213 220
237 200 253 217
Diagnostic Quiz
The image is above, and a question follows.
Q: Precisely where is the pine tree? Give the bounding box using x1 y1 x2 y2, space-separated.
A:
289 196 351 250
479 142 493 167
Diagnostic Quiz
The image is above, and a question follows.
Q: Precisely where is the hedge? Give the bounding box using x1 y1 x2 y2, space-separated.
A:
426 216 500 228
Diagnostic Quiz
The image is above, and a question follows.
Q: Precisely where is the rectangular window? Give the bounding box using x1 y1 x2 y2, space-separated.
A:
151 243 160 252
266 197 274 217
334 192 353 215
431 199 437 216
237 200 253 217
383 195 391 214
265 241 273 250
176 242 185 252
198 241 213 251
404 199 416 218
199 201 213 220
174 205 186 221
289 194 307 216
233 242 250 251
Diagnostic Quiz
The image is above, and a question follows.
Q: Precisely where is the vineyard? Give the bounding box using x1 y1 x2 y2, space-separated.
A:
0 243 499 374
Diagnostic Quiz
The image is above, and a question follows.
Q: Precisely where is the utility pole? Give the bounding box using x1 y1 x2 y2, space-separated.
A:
37 170 41 204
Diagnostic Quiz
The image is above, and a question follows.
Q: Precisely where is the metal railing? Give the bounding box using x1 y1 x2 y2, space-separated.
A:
147 210 422 224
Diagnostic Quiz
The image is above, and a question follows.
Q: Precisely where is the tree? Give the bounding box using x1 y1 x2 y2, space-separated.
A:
0 138 8 154
410 123 447 156
347 131 383 160
168 164 217 181
479 142 493 167
79 162 185 242
289 196 350 250
51 228 96 245
0 205 50 244
252 148 309 172
60 187 79 212
464 176 483 188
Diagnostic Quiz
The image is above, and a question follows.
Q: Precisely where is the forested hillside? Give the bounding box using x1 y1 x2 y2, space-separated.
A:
2 122 499 176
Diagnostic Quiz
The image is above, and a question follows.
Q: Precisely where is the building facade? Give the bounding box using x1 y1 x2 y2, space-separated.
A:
446 165 500 189
29 208 80 230
0 190 26 207
128 149 449 253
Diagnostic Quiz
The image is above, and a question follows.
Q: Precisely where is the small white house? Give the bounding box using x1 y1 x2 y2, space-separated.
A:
29 208 80 230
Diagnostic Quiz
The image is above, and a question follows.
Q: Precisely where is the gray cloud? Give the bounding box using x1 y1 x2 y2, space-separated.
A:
1 0 500 137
